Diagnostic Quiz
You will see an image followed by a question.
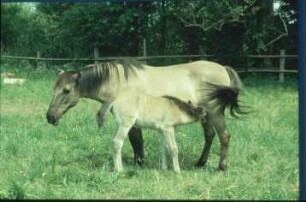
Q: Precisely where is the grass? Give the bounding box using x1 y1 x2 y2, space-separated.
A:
0 69 299 200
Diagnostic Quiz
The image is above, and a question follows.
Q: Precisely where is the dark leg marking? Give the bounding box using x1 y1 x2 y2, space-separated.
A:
195 114 216 167
128 127 145 166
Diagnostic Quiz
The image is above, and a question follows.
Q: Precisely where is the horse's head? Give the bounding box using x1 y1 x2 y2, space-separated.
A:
46 71 82 125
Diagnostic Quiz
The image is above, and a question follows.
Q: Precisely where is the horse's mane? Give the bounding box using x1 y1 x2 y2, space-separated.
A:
162 95 205 120
77 58 144 93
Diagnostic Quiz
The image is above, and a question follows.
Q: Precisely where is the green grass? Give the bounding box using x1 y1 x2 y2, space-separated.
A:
0 70 299 199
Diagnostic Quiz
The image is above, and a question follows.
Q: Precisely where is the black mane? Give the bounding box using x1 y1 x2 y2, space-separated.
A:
77 58 144 93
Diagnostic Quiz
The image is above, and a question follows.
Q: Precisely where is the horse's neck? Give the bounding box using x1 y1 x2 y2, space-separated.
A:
96 77 143 103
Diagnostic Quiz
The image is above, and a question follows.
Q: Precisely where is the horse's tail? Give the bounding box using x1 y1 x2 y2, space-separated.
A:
163 95 206 120
205 65 247 118
225 65 243 90
206 83 247 118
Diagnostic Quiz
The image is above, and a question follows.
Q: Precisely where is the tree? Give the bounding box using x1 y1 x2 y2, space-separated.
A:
1 3 50 56
1 1 298 68
36 2 153 58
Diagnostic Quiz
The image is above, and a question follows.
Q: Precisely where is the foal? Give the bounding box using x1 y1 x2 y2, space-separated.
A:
110 92 206 173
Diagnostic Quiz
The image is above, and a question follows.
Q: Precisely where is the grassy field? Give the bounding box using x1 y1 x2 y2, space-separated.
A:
0 69 299 200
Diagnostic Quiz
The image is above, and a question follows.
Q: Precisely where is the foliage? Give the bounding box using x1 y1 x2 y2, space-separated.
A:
35 2 152 57
1 1 298 67
1 3 49 56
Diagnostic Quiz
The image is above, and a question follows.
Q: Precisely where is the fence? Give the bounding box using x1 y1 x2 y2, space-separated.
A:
1 49 298 83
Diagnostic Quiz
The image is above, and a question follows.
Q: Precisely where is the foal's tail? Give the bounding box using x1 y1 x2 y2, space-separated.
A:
163 95 206 120
206 83 247 118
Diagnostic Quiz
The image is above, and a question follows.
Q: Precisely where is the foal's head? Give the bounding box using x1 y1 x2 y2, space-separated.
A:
46 71 82 125
194 106 207 122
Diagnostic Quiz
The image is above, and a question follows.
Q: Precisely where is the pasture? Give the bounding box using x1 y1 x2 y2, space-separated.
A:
0 68 299 199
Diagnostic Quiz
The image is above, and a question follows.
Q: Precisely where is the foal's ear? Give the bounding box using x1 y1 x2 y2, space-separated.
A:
72 72 82 83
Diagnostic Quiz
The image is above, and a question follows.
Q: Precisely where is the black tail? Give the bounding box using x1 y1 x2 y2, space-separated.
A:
206 83 247 118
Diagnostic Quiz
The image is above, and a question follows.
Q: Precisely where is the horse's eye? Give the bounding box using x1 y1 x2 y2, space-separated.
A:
63 89 70 94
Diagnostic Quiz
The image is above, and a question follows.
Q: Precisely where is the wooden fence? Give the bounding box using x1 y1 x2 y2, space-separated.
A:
1 49 298 82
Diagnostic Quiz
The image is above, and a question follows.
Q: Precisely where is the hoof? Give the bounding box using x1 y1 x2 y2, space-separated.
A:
194 161 205 168
174 169 181 174
135 157 144 167
218 164 227 171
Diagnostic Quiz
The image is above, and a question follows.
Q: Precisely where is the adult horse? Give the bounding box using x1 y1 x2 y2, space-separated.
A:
46 59 243 170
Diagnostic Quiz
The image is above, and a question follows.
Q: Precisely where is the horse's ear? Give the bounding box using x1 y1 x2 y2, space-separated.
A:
72 72 82 83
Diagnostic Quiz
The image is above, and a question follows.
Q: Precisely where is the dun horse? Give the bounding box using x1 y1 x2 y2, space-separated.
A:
110 91 207 173
46 59 244 170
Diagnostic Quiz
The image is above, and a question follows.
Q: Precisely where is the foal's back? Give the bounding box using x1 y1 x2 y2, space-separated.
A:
111 92 204 129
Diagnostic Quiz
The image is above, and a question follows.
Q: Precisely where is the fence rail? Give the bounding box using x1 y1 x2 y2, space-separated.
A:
1 50 298 82
0 54 215 61
0 54 297 61
236 68 298 73
245 54 298 58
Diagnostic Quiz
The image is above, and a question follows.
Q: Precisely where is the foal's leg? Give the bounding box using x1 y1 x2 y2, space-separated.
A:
160 133 168 170
195 113 216 167
113 126 131 172
128 127 144 166
102 103 144 166
162 127 180 173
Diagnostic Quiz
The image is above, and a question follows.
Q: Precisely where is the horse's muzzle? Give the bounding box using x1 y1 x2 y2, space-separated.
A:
46 113 58 125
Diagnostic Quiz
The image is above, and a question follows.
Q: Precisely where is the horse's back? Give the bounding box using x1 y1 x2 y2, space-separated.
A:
145 60 230 85
141 60 231 103
185 60 230 85
135 94 182 128
112 93 194 129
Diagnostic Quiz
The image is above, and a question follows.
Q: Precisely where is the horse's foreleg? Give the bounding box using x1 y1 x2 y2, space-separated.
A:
96 102 111 129
195 114 216 167
128 127 145 166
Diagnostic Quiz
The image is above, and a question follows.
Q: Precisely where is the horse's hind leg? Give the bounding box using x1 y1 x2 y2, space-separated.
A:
128 127 144 166
195 114 216 167
211 114 230 171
